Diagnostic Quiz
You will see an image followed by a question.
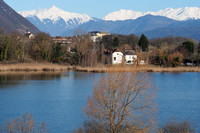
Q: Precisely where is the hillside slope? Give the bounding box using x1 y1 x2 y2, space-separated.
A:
0 0 39 34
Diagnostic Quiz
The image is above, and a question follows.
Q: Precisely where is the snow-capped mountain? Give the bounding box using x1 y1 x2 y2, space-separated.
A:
18 6 200 39
18 6 92 36
103 7 200 21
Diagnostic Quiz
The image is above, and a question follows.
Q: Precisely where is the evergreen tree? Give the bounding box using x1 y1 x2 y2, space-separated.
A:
113 37 119 48
182 41 194 53
51 43 63 63
0 37 10 61
138 34 149 52
4 37 10 61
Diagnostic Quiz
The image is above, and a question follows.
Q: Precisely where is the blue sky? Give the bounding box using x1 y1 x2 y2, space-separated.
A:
4 0 200 18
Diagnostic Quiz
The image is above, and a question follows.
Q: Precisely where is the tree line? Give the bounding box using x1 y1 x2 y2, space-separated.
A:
0 32 65 63
0 31 199 67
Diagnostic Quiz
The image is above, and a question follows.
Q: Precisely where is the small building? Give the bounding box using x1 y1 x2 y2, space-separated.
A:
90 35 99 42
112 50 123 64
125 51 137 64
52 36 72 44
96 31 110 38
24 31 35 39
89 31 110 42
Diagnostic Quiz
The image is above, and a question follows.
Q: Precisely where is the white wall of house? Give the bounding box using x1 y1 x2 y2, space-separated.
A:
112 52 123 64
96 32 110 38
125 55 137 64
90 36 98 42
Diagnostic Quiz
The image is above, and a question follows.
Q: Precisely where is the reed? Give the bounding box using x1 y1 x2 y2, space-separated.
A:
73 65 200 73
0 63 69 72
1 63 200 73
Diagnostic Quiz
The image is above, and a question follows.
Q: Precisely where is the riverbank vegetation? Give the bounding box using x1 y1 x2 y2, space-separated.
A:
0 113 47 133
0 113 195 133
73 65 200 73
0 63 68 72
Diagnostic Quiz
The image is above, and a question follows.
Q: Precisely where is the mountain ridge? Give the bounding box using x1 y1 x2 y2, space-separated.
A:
103 7 200 21
62 15 178 36
18 6 92 36
18 6 200 40
0 0 40 34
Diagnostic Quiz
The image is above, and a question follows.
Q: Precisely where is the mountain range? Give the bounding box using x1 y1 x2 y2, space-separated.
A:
18 6 200 40
18 6 92 36
103 7 200 21
0 0 39 34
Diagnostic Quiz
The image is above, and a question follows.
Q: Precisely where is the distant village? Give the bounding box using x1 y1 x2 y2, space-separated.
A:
47 31 149 66
0 29 198 68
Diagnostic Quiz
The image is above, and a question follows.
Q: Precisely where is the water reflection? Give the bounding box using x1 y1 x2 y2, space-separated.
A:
0 72 63 88
0 72 200 132
0 71 100 132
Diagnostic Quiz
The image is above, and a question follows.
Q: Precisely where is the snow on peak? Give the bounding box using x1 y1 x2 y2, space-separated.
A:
103 9 144 21
18 6 92 24
103 7 200 21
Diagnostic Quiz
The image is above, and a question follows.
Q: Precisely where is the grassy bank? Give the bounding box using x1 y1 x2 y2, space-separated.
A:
0 63 69 72
73 65 200 73
0 63 200 73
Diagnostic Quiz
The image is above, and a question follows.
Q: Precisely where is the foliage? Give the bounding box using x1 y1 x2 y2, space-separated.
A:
3 37 10 61
0 113 47 133
198 43 200 54
167 52 183 67
150 36 194 49
149 49 169 67
72 35 96 66
0 31 198 67
84 72 157 133
31 32 52 61
0 37 10 61
182 41 194 53
113 37 119 48
161 120 195 133
51 43 63 63
101 34 139 50
101 35 114 49
138 34 149 52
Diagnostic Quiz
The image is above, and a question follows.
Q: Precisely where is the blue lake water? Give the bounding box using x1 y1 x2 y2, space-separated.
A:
0 71 199 132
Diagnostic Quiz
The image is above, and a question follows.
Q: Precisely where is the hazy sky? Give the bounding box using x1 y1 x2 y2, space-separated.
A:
4 0 200 18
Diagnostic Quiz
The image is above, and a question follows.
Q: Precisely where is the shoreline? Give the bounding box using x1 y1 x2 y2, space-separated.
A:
0 63 200 73
72 66 200 73
0 63 69 72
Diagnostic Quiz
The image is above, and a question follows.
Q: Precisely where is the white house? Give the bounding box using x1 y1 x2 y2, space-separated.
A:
24 31 35 39
90 35 99 42
124 51 137 64
112 51 123 64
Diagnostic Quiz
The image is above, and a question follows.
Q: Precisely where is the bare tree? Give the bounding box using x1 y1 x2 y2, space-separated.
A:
72 35 95 66
84 72 157 133
161 119 195 133
0 113 47 133
168 52 183 67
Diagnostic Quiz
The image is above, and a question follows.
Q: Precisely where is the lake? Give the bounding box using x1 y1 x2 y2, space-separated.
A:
0 71 200 132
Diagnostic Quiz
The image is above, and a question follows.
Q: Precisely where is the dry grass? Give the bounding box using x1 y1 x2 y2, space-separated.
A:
0 63 69 72
0 63 200 73
73 65 200 73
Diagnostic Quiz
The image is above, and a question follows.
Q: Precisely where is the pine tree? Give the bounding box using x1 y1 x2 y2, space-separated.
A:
138 34 149 52
4 37 10 61
182 41 194 53
113 37 119 48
